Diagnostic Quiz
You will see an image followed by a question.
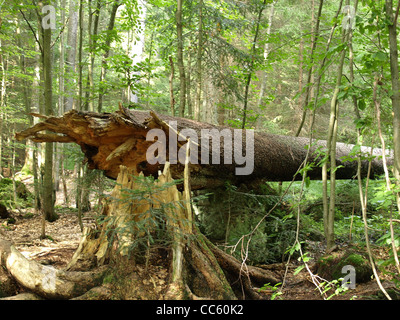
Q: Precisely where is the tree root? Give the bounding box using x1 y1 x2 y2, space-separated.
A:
1 293 44 300
0 239 107 299
205 238 281 299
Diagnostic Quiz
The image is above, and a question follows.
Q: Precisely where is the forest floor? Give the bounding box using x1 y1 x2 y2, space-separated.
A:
0 176 398 300
271 246 398 300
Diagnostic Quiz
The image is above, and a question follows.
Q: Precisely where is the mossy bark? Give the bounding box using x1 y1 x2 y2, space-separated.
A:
316 249 373 283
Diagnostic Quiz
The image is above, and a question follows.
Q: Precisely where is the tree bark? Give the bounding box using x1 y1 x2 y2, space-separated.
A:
15 106 391 190
242 0 267 129
169 56 176 116
176 0 186 117
64 0 79 112
98 0 121 113
194 0 203 122
386 0 400 213
41 0 57 222
87 0 102 112
0 38 6 177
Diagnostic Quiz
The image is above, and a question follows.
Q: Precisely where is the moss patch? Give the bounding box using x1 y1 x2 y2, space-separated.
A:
317 249 373 284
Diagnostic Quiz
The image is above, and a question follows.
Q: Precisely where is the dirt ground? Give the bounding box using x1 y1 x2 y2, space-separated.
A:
0 207 94 269
0 176 398 300
1 208 398 300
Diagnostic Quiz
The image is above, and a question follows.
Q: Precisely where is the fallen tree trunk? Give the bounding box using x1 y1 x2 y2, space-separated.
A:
15 105 391 190
10 106 391 300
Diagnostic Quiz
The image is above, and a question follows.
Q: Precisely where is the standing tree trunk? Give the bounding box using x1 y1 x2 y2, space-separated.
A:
186 46 193 118
322 0 349 250
55 0 66 193
98 0 120 113
64 0 79 112
0 38 6 175
176 0 186 118
75 0 86 230
169 56 176 116
242 0 267 129
257 1 275 109
295 0 324 137
194 0 203 122
386 0 400 213
40 0 57 222
86 0 101 112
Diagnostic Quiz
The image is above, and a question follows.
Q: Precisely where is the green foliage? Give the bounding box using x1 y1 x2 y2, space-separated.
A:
258 282 283 300
317 251 373 283
0 178 32 209
198 186 303 264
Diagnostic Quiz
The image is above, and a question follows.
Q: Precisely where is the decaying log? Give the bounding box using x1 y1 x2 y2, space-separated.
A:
15 105 391 190
0 240 106 299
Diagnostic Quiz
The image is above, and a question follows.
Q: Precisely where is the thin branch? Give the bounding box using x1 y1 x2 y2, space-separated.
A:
51 16 70 49
19 9 43 54
394 0 400 25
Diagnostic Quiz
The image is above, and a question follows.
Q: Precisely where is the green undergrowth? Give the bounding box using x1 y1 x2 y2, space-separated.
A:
197 179 400 270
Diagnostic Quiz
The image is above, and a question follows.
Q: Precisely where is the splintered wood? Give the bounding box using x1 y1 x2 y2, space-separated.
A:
67 160 193 272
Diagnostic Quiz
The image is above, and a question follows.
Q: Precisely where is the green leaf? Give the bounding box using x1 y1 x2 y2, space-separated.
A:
294 265 305 275
358 99 366 111
305 176 310 189
372 51 387 61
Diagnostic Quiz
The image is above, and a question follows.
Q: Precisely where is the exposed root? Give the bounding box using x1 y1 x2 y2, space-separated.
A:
207 239 281 299
0 239 107 299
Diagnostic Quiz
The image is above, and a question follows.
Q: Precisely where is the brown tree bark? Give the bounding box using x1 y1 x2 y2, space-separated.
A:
40 0 57 222
15 106 391 191
176 0 186 117
16 106 392 189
